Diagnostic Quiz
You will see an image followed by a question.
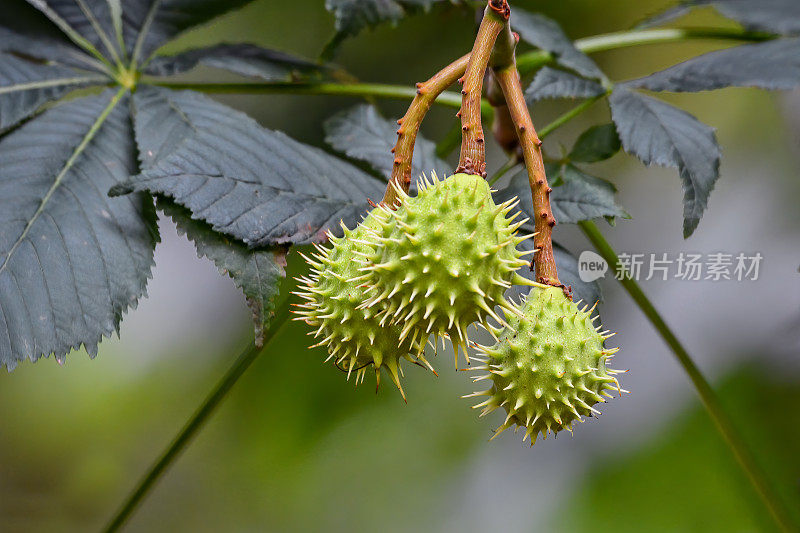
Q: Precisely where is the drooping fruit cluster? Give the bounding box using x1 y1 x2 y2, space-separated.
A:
294 171 627 427
293 210 433 400
359 172 533 363
294 172 535 396
466 285 626 444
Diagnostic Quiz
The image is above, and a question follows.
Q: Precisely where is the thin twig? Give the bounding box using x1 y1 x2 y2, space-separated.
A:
487 153 521 185
538 93 605 138
435 119 465 159
381 54 470 206
516 27 771 75
146 80 473 110
102 306 291 532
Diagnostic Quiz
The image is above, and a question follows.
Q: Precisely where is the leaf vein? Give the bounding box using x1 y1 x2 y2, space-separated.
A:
41 211 92 333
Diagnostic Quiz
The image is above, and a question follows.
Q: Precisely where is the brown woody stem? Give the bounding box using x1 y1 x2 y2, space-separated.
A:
492 25 561 288
381 54 470 207
455 0 509 178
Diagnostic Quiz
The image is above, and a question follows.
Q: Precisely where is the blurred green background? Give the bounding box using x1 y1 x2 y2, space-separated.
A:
2 1 800 531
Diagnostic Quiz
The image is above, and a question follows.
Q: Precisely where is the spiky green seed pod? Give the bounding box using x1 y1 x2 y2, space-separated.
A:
293 210 433 400
359 172 534 364
466 285 626 444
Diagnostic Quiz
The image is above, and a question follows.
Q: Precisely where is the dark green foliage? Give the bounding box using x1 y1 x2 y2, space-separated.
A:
498 165 628 225
609 86 720 237
324 104 449 180
0 0 384 366
525 66 606 102
0 0 797 371
0 90 158 368
569 124 621 163
112 88 384 246
145 44 325 81
709 0 800 35
642 0 800 36
130 86 195 169
25 0 121 58
511 9 603 79
321 0 446 59
0 25 102 70
325 0 443 40
629 38 800 92
112 0 258 60
132 88 290 345
550 164 629 223
0 52 104 129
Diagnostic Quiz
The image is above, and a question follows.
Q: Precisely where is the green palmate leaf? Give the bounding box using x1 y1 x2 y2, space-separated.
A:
113 86 384 246
497 164 628 225
628 38 800 93
511 9 604 80
0 52 105 129
0 89 158 369
525 66 606 102
569 123 621 163
609 86 720 238
640 0 800 36
145 44 325 81
121 0 258 63
323 103 449 181
508 239 603 309
158 199 285 347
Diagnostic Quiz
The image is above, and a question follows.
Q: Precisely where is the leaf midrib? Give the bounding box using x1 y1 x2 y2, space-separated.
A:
0 86 129 276
0 75 106 94
132 171 371 203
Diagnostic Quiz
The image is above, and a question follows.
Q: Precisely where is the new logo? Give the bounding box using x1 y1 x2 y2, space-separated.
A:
578 251 608 282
